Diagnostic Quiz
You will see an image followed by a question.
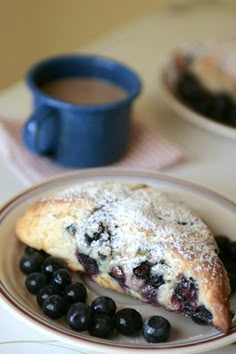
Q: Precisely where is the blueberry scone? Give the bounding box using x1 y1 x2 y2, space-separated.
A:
16 181 231 333
170 40 236 127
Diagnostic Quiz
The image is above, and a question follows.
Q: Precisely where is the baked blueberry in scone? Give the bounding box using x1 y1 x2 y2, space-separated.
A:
15 181 232 333
171 40 236 127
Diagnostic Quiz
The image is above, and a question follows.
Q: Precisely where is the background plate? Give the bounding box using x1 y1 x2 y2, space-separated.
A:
160 58 236 141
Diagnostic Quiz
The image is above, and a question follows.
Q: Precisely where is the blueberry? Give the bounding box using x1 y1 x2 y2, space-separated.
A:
209 93 232 122
227 103 236 127
223 261 236 273
214 234 230 253
41 256 67 277
229 241 236 261
76 252 99 276
174 277 198 306
24 246 39 255
176 72 203 104
24 246 48 257
25 272 48 294
110 266 126 285
84 222 106 245
37 284 60 307
42 294 67 319
66 302 92 331
141 284 159 304
91 296 116 317
150 274 165 288
191 305 213 325
133 261 150 280
183 304 195 317
64 282 87 304
19 252 45 275
192 93 212 117
89 314 114 338
66 224 77 236
228 272 236 293
142 316 171 343
50 269 71 291
177 221 188 226
114 308 142 336
171 276 198 315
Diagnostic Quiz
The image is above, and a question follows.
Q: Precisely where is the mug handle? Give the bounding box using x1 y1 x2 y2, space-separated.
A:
22 105 58 155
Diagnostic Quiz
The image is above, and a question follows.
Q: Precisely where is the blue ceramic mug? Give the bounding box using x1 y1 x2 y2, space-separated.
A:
22 54 142 167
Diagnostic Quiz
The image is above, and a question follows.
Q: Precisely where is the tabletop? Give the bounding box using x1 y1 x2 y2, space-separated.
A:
0 1 236 353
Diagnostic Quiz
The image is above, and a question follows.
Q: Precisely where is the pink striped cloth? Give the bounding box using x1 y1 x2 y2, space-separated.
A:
0 118 187 185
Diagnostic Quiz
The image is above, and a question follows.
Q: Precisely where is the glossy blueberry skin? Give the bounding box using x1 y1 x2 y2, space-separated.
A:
229 241 236 261
214 235 236 294
214 234 230 261
114 308 143 336
24 246 47 256
214 234 230 251
41 256 67 277
50 269 72 291
228 104 236 127
25 272 48 294
133 261 150 280
191 306 213 326
64 282 87 304
228 273 236 293
42 294 68 319
176 72 203 104
76 252 99 276
25 246 38 254
66 302 92 331
223 261 236 273
142 316 171 343
89 314 114 338
91 296 116 317
19 252 45 275
36 284 60 307
210 94 232 122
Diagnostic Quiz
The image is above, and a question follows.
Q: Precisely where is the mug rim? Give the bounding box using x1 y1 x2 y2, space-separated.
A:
25 53 142 112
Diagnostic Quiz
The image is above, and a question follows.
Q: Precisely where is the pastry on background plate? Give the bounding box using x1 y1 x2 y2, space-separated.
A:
170 39 236 128
16 181 232 333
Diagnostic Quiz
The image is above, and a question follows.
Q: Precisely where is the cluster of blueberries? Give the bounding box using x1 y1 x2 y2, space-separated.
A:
18 234 236 343
215 235 236 293
19 246 171 343
176 72 236 128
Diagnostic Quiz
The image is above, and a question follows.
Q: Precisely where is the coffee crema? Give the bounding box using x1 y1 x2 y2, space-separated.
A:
41 77 127 104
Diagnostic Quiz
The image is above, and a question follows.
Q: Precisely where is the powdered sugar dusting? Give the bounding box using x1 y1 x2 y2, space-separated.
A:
47 181 220 284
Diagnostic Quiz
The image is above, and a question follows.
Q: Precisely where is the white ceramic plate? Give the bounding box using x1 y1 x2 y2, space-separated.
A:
160 57 236 141
0 168 236 354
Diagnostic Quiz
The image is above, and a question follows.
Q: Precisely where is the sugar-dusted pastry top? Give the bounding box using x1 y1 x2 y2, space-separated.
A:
16 181 232 333
173 39 236 99
50 182 218 276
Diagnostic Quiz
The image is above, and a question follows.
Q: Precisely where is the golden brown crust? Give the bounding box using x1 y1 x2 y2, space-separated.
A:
15 182 231 333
